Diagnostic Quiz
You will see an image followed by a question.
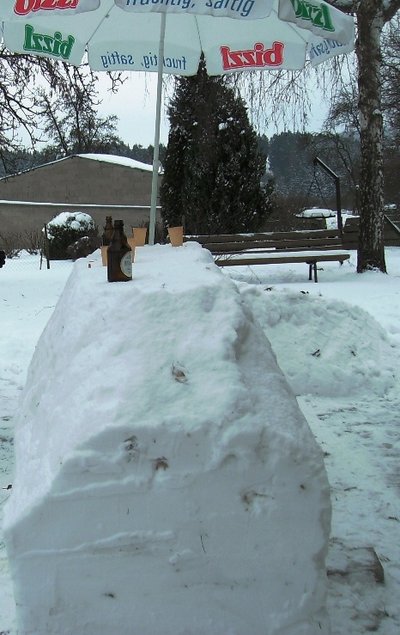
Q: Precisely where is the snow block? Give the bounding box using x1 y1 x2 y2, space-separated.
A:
4 243 331 635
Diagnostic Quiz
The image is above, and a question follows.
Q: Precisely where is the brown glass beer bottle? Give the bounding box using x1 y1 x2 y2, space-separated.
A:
102 216 114 246
107 220 132 282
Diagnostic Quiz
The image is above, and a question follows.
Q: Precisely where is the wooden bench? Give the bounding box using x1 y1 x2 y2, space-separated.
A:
185 229 351 282
213 249 350 282
342 214 400 249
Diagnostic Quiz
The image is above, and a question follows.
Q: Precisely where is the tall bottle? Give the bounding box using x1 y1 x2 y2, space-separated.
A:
102 215 114 246
107 220 132 282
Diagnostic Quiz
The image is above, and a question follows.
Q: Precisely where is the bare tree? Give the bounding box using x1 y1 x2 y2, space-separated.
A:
326 11 400 213
324 0 399 272
381 14 400 137
351 0 399 272
39 65 122 157
240 1 399 273
325 80 360 136
0 48 52 153
0 47 123 168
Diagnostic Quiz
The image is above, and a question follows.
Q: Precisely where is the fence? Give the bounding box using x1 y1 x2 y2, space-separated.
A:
1 252 74 273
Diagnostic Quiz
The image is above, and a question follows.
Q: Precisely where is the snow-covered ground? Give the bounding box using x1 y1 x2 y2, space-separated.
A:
1 247 399 634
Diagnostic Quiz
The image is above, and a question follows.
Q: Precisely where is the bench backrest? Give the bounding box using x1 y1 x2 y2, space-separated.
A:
185 214 399 254
185 229 343 254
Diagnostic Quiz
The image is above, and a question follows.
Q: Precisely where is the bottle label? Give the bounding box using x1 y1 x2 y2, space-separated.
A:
120 252 132 278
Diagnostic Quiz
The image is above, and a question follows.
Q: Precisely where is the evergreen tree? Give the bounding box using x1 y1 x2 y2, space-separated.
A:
160 58 272 235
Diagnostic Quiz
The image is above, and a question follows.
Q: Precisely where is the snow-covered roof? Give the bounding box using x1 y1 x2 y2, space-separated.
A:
0 153 153 181
77 154 153 172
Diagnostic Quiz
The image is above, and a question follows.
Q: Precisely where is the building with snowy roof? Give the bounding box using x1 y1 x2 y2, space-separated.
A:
0 154 161 238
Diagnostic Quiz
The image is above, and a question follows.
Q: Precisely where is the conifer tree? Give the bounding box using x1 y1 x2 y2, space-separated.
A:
160 57 272 235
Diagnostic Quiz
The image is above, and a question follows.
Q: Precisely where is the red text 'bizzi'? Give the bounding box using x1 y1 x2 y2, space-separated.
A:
220 42 284 70
14 0 78 15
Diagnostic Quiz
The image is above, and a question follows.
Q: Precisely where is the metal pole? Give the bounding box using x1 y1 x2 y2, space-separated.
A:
313 156 343 236
335 177 343 236
148 12 166 246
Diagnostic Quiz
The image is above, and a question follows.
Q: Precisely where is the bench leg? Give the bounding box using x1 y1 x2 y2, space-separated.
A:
308 262 318 282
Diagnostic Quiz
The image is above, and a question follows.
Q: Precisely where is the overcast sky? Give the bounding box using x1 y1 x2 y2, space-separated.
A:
96 73 170 147
96 72 329 149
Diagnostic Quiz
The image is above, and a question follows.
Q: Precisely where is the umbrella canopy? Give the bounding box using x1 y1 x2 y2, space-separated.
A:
2 0 354 73
1 0 355 242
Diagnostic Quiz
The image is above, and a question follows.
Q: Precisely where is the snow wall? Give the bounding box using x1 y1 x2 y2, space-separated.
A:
4 243 331 635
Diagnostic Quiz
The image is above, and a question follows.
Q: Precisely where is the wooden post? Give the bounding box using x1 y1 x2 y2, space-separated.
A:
43 224 50 270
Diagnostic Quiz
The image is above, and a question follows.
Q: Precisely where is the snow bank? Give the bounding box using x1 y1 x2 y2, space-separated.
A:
296 207 336 218
4 243 331 635
240 286 396 397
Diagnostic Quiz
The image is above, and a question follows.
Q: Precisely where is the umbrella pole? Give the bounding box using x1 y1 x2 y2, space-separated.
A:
148 12 166 246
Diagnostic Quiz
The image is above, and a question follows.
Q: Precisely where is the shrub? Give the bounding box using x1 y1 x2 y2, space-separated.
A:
0 230 42 256
45 212 99 260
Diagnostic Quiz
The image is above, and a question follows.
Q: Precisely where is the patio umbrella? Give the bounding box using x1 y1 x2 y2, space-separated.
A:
1 0 354 244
